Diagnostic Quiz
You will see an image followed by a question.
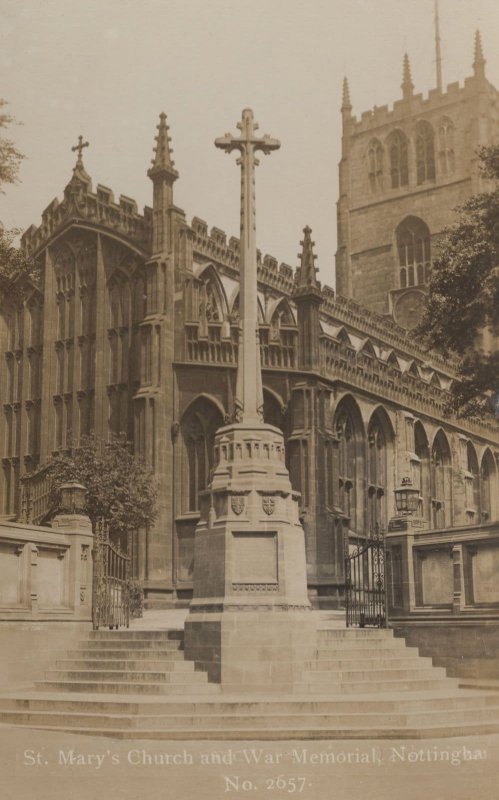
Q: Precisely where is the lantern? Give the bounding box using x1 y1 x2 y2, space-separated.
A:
394 476 421 515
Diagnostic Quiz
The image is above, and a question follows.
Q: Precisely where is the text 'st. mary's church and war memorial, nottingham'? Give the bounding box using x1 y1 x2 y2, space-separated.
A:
2 31 499 634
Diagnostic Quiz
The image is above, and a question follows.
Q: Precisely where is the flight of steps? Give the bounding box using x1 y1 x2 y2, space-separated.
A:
1 625 499 739
34 629 219 696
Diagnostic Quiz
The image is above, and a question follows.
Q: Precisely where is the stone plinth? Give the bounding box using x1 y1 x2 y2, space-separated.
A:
184 422 313 687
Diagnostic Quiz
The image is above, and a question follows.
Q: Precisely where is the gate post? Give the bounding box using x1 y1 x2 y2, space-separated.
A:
50 482 93 621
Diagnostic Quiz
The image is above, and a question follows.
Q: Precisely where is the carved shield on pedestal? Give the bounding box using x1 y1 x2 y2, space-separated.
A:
262 496 275 516
231 495 245 515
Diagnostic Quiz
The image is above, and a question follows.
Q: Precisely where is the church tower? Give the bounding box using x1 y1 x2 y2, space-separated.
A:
335 30 499 329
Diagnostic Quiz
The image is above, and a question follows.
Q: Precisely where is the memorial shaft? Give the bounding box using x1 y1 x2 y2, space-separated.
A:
215 109 280 424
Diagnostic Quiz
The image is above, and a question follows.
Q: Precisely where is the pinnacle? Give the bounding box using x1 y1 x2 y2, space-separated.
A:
148 112 179 181
341 77 352 111
297 225 319 288
401 53 414 97
473 29 486 77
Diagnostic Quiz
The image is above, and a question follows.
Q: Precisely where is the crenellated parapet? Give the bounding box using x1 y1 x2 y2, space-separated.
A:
21 181 152 255
189 216 295 295
349 76 499 137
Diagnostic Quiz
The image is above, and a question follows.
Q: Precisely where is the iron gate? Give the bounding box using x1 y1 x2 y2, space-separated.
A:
345 525 386 628
92 519 130 630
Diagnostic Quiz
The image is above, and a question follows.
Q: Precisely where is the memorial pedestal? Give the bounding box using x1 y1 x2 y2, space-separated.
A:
184 422 313 688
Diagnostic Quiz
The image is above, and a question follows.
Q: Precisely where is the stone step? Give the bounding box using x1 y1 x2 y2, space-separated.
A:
7 722 499 740
35 681 220 695
301 678 458 694
312 638 410 652
89 630 183 641
310 647 418 661
304 656 433 670
1 705 499 732
302 666 448 682
3 691 499 715
56 659 191 671
66 648 185 660
75 640 185 651
44 669 207 683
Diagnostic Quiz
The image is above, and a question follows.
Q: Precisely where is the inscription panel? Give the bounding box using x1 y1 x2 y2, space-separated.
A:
232 531 278 585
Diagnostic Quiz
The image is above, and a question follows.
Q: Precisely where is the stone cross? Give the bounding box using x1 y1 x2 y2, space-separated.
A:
215 109 280 424
72 135 89 164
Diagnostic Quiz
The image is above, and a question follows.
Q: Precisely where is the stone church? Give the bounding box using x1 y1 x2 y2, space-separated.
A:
1 31 498 614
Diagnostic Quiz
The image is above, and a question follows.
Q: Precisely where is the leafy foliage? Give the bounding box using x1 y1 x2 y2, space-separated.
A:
417 146 499 417
0 227 38 285
47 434 158 538
0 99 24 190
0 99 38 288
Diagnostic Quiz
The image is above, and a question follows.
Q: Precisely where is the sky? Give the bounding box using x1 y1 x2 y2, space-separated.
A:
1 0 498 288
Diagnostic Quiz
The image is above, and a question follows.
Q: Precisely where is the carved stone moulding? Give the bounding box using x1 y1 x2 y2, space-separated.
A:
232 583 279 592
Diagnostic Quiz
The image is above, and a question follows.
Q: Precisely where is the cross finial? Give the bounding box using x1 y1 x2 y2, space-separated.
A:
215 108 280 162
71 135 89 164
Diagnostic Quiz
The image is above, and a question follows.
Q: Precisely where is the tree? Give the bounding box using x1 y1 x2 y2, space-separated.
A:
0 226 37 284
47 434 158 540
0 99 37 285
0 98 24 189
417 145 499 417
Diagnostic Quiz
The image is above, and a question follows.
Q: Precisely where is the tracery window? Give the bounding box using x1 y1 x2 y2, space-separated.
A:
181 398 223 512
414 422 430 521
431 431 452 529
335 412 356 525
368 138 384 192
396 217 431 288
145 265 158 315
415 120 436 184
438 117 455 176
480 450 496 522
388 130 409 189
465 441 480 521
367 419 387 531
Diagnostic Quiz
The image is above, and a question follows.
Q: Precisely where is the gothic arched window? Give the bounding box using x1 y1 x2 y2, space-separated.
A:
367 420 385 531
367 410 394 531
431 431 452 529
438 117 455 176
480 449 496 522
465 441 480 521
396 217 431 288
181 398 224 512
388 130 408 189
333 400 364 533
336 413 355 523
414 421 430 521
368 138 384 192
415 120 436 184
